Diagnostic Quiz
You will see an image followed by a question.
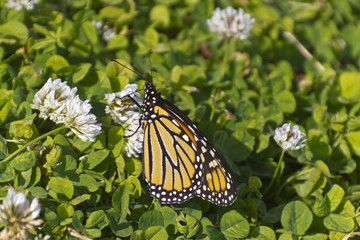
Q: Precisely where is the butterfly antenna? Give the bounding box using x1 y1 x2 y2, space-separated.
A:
148 58 153 83
111 59 143 80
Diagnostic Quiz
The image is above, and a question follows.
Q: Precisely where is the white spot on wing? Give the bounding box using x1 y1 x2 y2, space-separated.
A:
188 125 195 133
209 160 217 168
172 120 179 127
183 134 189 141
201 146 206 153
192 143 196 150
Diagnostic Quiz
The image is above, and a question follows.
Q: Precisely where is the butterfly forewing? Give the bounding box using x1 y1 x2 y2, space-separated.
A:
142 91 203 204
141 82 236 206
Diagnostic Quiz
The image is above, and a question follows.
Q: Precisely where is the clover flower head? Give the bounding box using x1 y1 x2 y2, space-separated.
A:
5 0 38 11
58 96 102 142
105 84 143 158
274 123 306 151
123 112 144 158
92 20 116 42
105 84 142 125
31 78 77 121
207 6 255 40
31 78 102 142
0 188 43 239
103 26 116 42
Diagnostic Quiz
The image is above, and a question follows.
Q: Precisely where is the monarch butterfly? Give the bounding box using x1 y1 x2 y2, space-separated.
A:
117 62 237 206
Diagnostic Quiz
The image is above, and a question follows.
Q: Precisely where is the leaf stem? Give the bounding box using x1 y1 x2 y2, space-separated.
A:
2 126 68 163
264 150 286 195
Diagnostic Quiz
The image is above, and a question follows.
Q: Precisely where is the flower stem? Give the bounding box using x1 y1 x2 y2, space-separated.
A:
264 150 286 195
220 38 230 77
2 126 68 163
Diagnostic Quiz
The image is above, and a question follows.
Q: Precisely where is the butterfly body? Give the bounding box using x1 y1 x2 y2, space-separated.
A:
140 82 236 206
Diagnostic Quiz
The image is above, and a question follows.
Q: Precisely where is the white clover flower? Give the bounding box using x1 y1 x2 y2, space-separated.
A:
21 0 38 10
0 188 43 239
92 20 116 42
105 84 142 124
207 6 255 40
31 78 102 142
5 0 38 11
105 84 143 158
123 112 143 158
92 20 103 30
5 0 23 10
274 123 306 151
103 27 116 42
31 78 77 121
57 96 102 142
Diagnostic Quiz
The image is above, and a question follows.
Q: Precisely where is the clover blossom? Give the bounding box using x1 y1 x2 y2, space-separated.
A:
31 78 77 121
123 112 143 158
31 78 102 142
274 123 306 151
207 6 255 40
58 96 102 142
105 84 143 158
105 84 142 123
0 188 43 239
92 20 116 42
5 0 38 11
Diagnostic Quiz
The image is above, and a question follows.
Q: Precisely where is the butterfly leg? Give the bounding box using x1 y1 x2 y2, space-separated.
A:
117 94 142 109
114 94 143 138
123 115 143 138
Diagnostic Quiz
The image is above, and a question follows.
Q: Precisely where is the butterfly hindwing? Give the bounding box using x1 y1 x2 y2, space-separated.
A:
195 143 237 206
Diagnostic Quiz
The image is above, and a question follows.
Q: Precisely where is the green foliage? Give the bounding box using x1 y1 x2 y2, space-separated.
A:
1 0 360 239
281 201 313 235
220 210 250 238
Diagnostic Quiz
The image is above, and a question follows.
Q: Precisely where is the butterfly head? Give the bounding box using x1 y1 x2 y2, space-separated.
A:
142 83 163 120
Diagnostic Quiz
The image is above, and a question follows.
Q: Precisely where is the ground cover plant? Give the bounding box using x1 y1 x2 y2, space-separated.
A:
1 0 360 239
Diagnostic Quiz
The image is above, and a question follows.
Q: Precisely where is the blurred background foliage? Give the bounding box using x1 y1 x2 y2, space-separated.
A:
1 0 360 239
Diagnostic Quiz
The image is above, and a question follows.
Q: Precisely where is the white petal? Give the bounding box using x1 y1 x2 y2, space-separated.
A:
29 198 41 219
3 188 16 209
13 192 29 214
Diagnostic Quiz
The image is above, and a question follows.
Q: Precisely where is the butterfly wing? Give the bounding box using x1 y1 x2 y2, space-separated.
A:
141 83 236 206
142 101 203 204
194 142 237 206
